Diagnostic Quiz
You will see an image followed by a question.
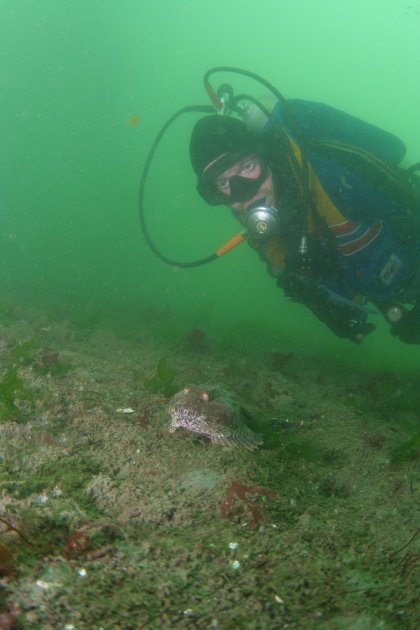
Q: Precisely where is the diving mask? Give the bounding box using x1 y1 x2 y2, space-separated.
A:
197 155 269 206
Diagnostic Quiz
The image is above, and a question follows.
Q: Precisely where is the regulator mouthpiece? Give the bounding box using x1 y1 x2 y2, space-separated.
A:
246 206 281 245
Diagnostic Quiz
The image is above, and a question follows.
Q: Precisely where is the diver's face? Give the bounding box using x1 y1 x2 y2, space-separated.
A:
214 155 275 215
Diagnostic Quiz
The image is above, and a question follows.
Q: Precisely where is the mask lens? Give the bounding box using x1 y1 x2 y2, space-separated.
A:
196 179 230 206
197 158 267 205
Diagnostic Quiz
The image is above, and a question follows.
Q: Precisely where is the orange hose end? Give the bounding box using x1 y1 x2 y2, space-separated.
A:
205 84 223 110
216 232 248 257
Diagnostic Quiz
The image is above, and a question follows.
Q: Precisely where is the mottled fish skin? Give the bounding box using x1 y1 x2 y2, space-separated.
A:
168 384 262 450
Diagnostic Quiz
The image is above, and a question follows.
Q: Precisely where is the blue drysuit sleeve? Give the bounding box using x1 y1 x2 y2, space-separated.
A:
267 100 406 165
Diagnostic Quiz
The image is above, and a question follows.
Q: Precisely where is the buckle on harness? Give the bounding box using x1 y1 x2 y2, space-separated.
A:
379 254 402 285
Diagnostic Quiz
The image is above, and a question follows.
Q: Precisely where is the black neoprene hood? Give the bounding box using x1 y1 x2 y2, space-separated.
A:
190 115 258 179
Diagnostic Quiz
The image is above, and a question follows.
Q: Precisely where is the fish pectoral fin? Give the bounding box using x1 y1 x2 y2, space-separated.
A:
211 435 231 447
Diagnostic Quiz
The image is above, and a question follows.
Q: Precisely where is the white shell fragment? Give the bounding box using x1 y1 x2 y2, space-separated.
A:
36 579 62 589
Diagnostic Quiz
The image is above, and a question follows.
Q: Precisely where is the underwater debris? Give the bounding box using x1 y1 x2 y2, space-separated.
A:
128 113 141 127
221 479 281 528
389 528 420 561
63 530 90 558
0 517 33 546
389 528 420 575
139 357 178 398
398 552 420 576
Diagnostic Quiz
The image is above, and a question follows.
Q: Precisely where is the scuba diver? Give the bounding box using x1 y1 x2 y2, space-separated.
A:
139 67 420 345
188 96 420 345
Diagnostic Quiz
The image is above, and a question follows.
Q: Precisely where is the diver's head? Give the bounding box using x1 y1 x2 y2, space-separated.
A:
190 115 274 213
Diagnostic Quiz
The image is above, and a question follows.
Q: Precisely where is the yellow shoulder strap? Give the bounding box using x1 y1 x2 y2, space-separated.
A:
261 136 348 269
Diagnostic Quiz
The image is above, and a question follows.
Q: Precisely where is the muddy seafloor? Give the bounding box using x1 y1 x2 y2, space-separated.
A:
0 305 420 630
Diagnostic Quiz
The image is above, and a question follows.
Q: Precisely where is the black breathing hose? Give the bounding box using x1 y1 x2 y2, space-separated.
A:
138 105 217 268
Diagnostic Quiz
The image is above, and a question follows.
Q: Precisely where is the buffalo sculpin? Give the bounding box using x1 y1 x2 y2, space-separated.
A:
168 384 262 449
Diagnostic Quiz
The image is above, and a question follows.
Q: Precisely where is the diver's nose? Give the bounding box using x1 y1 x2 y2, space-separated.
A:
246 198 267 211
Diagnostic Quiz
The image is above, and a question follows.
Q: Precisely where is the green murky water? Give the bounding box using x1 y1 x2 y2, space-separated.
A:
2 2 420 628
